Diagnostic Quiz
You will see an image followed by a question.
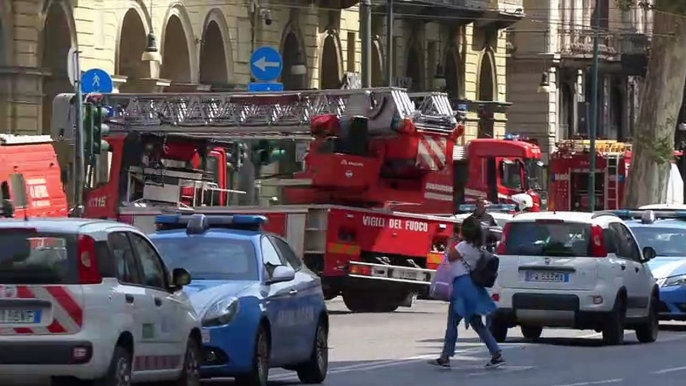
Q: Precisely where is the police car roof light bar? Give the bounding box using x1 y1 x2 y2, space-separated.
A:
156 213 268 234
609 209 686 221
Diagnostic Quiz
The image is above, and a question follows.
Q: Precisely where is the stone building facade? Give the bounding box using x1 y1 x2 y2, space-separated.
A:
0 0 523 141
506 0 651 160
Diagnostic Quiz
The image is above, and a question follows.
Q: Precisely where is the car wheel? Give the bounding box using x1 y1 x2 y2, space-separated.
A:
94 345 132 386
236 326 270 386
635 296 659 343
520 326 543 340
297 320 329 384
489 318 508 343
602 296 626 346
173 337 201 386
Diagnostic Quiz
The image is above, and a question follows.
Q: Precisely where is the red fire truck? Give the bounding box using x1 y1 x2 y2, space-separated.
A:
405 133 546 215
51 88 462 312
548 139 684 211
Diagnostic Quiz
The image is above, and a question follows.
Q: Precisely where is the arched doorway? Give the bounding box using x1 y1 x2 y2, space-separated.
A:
40 3 74 134
559 83 574 138
319 33 341 89
161 15 191 83
444 48 461 99
405 44 422 91
199 17 229 88
477 52 495 138
281 32 304 91
478 54 494 101
117 8 150 91
371 39 383 87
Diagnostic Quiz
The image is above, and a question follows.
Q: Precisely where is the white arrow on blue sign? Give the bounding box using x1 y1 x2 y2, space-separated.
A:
81 68 114 94
250 46 283 82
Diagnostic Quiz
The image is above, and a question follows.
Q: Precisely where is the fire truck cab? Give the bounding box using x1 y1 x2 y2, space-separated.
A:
410 133 546 215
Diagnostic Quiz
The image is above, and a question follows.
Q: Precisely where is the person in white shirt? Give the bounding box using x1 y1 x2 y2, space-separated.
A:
428 216 504 368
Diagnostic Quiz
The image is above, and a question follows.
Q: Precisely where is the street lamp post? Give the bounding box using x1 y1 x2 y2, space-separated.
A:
589 1 601 211
385 0 393 86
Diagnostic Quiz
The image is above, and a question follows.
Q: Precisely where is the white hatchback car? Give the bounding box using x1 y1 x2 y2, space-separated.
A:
490 211 660 345
0 218 202 386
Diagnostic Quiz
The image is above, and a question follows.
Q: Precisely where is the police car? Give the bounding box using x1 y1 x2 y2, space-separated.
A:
148 213 329 386
617 210 686 321
0 218 201 386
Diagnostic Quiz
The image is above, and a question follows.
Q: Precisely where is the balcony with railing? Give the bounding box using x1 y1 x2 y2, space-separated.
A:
476 0 524 28
373 0 492 23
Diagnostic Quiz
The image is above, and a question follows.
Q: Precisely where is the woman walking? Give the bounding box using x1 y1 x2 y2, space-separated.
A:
429 216 504 368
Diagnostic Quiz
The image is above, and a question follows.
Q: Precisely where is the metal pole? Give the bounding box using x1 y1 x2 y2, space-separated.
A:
74 49 85 216
360 0 372 87
589 3 600 211
385 0 393 86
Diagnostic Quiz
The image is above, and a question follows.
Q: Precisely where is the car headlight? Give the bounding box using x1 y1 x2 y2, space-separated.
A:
202 297 240 327
662 274 686 287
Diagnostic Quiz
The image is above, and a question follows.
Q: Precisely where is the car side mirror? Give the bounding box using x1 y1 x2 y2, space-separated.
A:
267 265 295 284
172 268 192 288
642 246 657 261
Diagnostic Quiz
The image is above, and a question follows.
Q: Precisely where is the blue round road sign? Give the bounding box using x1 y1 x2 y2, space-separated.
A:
250 46 283 82
81 68 114 94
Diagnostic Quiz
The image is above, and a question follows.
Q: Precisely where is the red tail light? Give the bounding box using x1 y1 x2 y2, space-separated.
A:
78 235 102 284
590 225 607 258
496 223 512 254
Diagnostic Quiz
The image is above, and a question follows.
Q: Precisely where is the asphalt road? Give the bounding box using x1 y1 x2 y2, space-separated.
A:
4 299 685 385
259 298 686 386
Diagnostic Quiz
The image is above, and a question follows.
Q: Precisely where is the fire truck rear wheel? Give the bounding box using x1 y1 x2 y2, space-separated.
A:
342 292 400 313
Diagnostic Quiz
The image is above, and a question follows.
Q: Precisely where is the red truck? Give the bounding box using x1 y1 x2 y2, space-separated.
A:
548 139 684 211
393 131 546 215
51 88 462 312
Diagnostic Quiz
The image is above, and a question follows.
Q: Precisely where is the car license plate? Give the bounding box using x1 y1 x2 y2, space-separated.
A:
393 270 418 281
525 271 569 283
201 329 211 344
0 309 41 324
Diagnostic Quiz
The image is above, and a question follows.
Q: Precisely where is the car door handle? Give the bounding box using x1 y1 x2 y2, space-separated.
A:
289 289 298 296
125 294 134 304
154 297 163 307
620 265 626 270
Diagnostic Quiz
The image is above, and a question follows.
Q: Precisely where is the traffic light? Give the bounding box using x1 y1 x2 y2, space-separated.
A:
83 103 94 157
236 142 248 169
252 139 286 166
92 105 110 154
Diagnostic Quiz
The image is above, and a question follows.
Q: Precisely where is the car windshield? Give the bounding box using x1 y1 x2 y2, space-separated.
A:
629 226 686 257
151 237 259 281
505 221 591 256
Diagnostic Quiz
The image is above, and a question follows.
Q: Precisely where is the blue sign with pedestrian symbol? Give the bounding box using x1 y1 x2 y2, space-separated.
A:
250 46 283 82
81 68 113 94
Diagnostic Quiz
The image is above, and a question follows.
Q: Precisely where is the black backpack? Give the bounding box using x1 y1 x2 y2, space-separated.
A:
464 248 500 288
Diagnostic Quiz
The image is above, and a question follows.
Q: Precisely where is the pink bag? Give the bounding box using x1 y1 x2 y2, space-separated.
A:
429 258 453 301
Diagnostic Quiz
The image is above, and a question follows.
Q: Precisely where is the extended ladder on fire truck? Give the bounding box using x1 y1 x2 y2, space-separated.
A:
88 88 457 139
596 141 629 210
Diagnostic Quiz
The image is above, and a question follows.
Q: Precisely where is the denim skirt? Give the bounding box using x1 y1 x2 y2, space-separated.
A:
451 274 496 320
